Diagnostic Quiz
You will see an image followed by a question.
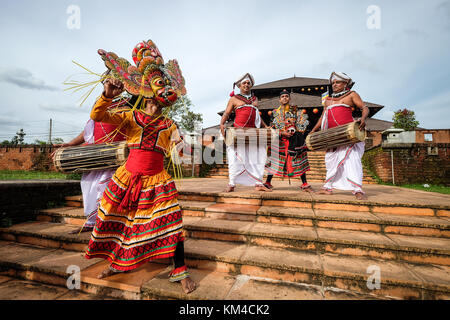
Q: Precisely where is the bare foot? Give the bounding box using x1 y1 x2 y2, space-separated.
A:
355 192 365 200
225 185 235 192
255 185 272 192
69 226 93 234
97 268 116 279
300 184 314 192
180 277 197 294
316 189 332 195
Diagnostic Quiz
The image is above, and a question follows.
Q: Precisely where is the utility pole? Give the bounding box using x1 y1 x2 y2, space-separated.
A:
48 118 52 144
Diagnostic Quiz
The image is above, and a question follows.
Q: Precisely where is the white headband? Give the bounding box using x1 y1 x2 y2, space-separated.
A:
234 73 255 88
330 71 355 88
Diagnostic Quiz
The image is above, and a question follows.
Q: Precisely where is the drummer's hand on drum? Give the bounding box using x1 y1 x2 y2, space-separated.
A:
357 118 366 131
103 78 124 99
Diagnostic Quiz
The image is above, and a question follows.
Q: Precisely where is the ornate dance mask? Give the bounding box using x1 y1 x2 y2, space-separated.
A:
98 39 186 107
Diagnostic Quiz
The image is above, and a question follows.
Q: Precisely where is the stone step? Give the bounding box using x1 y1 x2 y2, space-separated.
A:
62 190 450 219
206 170 375 180
0 274 116 300
177 191 449 218
4 217 450 268
206 173 377 184
182 216 450 266
183 238 449 300
1 232 448 299
38 203 450 240
65 195 83 208
0 240 391 300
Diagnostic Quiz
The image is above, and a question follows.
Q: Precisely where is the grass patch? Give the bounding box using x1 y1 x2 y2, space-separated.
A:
0 170 81 180
396 184 450 195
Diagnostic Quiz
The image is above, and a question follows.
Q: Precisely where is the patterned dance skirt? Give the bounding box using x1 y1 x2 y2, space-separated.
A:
266 139 310 178
85 166 184 272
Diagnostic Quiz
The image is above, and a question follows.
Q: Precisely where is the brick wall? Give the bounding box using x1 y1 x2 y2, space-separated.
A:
0 180 81 227
363 143 450 186
416 130 450 143
0 146 55 171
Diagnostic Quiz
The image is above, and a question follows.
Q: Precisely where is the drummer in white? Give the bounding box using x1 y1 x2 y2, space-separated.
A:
309 72 369 200
219 73 271 192
54 97 129 233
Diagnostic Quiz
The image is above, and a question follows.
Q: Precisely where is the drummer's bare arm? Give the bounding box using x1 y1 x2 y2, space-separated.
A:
53 131 84 148
90 79 128 124
51 131 84 159
220 99 235 137
66 131 85 146
351 92 369 130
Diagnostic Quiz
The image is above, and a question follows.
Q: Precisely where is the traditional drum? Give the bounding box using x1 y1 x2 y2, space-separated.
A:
305 121 366 151
53 141 129 173
225 127 279 147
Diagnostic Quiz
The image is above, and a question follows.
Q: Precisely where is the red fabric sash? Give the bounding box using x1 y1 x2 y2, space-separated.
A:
234 106 256 128
281 137 294 175
94 122 126 143
118 150 164 212
327 106 354 129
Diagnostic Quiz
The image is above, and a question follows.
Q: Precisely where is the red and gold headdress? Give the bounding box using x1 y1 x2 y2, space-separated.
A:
98 39 186 107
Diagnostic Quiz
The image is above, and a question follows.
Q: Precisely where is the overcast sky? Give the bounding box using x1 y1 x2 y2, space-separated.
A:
0 0 449 143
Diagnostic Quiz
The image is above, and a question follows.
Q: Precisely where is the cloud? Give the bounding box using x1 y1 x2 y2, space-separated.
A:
38 102 88 114
376 109 395 122
0 68 59 91
374 39 388 47
341 50 381 74
403 29 429 39
0 115 22 127
412 89 450 129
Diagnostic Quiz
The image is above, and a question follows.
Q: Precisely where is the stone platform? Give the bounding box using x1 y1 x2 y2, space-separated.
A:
0 178 449 300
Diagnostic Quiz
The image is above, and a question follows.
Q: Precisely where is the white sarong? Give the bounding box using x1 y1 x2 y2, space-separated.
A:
80 119 115 226
323 142 365 194
321 104 364 194
226 105 266 187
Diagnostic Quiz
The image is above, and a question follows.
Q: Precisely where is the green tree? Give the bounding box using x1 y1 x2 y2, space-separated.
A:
165 96 203 132
180 110 203 132
16 129 26 145
34 139 47 146
11 135 19 146
393 108 419 131
52 137 65 144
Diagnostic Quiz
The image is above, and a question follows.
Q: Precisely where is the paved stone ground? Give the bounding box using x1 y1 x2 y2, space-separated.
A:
175 178 450 207
0 275 112 300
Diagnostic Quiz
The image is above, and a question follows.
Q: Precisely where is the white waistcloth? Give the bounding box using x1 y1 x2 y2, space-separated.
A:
323 141 365 194
227 143 266 187
83 119 95 144
226 105 265 186
79 119 113 226
81 169 115 226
